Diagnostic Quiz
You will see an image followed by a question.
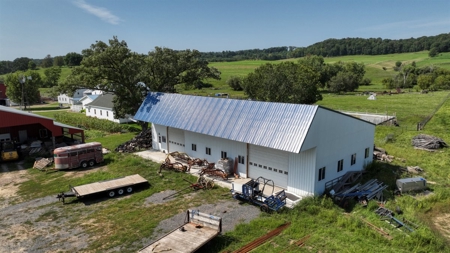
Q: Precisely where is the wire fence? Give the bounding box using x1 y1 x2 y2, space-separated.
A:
417 92 450 130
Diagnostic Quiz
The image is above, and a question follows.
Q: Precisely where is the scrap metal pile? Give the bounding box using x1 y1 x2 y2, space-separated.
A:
331 179 388 206
412 134 448 151
115 129 152 153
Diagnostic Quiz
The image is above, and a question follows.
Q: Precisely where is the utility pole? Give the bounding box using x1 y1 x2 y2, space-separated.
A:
19 75 32 110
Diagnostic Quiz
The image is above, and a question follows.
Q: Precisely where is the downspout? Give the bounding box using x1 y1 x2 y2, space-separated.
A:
246 143 249 178
166 126 169 153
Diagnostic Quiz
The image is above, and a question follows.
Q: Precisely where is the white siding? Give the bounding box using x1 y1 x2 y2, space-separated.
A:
168 127 185 153
152 124 168 152
248 145 288 188
85 107 131 124
287 147 316 196
302 108 375 195
185 131 247 177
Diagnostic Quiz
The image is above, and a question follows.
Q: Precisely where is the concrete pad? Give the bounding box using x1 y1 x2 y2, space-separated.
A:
133 149 301 208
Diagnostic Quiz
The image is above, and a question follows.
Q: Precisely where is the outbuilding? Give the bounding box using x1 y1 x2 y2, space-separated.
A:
134 93 375 196
0 106 85 147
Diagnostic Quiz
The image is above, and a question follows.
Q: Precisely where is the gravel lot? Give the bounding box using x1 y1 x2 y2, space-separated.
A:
0 167 261 252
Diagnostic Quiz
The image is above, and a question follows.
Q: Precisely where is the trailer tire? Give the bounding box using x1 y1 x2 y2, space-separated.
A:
118 188 124 195
126 187 133 193
108 191 115 198
88 160 95 167
81 161 88 168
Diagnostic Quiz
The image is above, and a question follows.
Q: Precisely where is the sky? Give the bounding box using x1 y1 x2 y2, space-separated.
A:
0 0 449 61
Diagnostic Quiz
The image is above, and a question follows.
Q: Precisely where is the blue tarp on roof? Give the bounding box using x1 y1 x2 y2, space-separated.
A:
134 93 318 153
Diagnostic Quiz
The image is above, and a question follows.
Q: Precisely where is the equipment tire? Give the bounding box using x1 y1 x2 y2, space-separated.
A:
88 160 95 167
260 204 270 213
108 191 115 198
126 187 133 193
118 189 124 195
81 161 88 168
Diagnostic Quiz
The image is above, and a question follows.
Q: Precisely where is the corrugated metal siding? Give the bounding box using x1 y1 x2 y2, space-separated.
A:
287 147 316 196
134 93 318 153
184 131 247 177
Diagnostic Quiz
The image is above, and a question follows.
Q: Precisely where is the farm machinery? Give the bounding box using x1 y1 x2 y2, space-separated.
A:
231 177 287 212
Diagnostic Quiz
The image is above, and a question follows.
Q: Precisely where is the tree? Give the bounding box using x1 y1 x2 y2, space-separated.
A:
64 52 83 67
417 74 434 90
43 67 62 88
382 78 395 89
243 62 322 104
429 47 438 57
5 71 42 109
41 55 53 68
297 55 331 89
227 76 243 91
12 57 31 72
434 75 450 90
28 61 37 70
0 61 14 75
53 56 65 67
145 47 220 92
66 37 220 130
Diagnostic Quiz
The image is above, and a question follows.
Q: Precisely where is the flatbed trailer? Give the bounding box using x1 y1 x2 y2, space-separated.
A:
138 210 222 253
57 174 149 202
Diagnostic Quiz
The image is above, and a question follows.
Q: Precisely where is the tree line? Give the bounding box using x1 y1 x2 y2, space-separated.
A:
0 52 83 75
2 33 448 75
200 33 450 62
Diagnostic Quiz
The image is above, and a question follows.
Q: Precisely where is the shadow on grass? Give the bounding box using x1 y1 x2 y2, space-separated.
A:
196 234 239 253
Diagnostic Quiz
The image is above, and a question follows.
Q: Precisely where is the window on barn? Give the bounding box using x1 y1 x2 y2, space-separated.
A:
337 159 344 172
94 109 96 114
100 110 102 116
161 136 166 143
351 153 356 165
238 155 245 164
158 133 161 143
192 144 197 151
206 147 211 155
106 111 109 117
221 151 227 159
318 167 326 181
365 147 370 158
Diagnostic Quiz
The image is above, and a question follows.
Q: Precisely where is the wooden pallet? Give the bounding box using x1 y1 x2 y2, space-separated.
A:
33 158 53 170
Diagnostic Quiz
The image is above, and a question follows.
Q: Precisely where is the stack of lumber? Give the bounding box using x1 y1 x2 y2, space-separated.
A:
412 134 447 151
115 129 152 153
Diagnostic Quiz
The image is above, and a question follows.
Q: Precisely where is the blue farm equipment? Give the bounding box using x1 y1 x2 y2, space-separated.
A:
231 177 287 212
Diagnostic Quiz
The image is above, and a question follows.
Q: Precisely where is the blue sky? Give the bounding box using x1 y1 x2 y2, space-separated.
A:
0 0 449 61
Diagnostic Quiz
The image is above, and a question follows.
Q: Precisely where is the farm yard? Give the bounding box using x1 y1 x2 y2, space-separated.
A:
1 52 450 252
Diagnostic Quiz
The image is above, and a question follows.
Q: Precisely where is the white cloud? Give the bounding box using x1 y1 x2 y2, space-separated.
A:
73 0 122 25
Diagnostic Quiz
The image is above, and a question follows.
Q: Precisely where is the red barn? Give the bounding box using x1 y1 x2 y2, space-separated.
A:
0 106 85 147
0 83 7 106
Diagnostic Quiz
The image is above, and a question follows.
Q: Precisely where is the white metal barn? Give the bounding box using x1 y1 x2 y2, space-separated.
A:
134 93 375 196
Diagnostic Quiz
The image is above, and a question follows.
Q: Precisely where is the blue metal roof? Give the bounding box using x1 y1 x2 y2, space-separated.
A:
134 93 318 153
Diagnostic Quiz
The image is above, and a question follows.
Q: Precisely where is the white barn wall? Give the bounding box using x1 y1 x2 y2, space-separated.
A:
152 124 168 152
302 108 375 195
287 147 316 196
184 131 247 177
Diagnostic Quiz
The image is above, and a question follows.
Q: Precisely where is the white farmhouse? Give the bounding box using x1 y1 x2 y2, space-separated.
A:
85 93 132 124
134 93 375 197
